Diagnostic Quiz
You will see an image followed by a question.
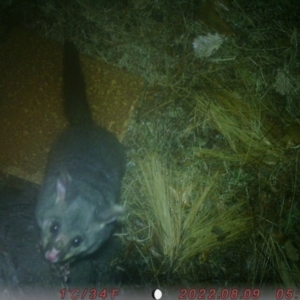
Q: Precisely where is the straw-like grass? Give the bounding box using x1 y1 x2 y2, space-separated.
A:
124 154 252 275
194 87 286 165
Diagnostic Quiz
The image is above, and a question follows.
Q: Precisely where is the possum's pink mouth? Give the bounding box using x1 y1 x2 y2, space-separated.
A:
45 247 60 263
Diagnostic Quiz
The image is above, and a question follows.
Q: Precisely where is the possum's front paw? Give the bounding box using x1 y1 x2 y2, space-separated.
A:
51 262 71 283
59 263 70 283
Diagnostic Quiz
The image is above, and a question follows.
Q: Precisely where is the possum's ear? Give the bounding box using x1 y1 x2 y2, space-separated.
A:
95 205 125 224
56 170 72 203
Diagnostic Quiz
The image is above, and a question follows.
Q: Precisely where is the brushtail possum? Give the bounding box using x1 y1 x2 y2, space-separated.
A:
35 42 126 264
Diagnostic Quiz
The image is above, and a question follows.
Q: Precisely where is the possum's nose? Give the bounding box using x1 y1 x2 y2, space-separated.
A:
45 247 60 263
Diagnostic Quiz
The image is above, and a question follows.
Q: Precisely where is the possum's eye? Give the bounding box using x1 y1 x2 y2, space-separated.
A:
72 236 83 247
50 221 60 235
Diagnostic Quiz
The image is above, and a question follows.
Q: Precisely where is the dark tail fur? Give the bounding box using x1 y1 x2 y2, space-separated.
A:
63 41 93 126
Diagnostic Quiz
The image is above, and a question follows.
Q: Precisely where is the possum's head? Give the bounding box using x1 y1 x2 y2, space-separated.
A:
36 171 124 263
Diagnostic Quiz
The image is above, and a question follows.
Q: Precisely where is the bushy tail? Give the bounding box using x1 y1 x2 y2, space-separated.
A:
63 41 93 126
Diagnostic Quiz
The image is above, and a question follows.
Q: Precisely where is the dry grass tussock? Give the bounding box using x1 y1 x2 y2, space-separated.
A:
125 154 251 273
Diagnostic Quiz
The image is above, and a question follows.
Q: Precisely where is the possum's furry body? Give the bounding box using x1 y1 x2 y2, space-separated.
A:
35 42 126 264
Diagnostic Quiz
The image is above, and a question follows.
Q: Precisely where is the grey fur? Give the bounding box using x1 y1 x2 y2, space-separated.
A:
35 42 126 263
